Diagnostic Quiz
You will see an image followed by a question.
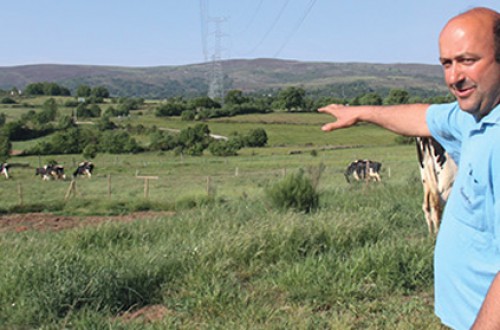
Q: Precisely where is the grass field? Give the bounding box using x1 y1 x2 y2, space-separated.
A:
0 97 446 329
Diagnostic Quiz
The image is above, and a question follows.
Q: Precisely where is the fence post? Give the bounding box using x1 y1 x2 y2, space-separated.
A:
144 178 149 198
206 176 211 196
136 176 159 199
65 180 77 200
107 174 112 198
17 182 23 206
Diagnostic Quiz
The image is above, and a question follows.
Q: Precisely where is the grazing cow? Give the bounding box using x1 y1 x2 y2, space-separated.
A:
73 161 94 178
35 164 66 181
35 166 52 180
344 159 382 183
1 163 10 179
415 137 457 235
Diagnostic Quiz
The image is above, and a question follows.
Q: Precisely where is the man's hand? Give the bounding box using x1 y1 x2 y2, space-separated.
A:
318 103 431 137
318 104 362 132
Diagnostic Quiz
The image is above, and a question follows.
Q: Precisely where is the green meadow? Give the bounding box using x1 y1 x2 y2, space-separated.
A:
0 98 445 329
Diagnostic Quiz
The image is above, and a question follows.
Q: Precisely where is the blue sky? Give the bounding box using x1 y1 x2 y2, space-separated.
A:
1 1 499 67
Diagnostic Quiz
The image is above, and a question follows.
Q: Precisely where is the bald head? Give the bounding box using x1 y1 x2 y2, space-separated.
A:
441 7 500 63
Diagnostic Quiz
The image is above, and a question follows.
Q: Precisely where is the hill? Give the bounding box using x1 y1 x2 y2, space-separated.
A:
0 59 447 99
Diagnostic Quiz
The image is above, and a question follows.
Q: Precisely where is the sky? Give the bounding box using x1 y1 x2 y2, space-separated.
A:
1 0 499 68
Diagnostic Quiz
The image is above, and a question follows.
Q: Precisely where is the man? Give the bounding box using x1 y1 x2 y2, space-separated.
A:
319 7 500 330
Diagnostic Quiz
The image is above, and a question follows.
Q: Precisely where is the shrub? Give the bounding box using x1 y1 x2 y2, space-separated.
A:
155 102 185 117
265 169 319 213
245 128 268 147
394 135 415 145
181 110 195 121
1 97 16 104
208 139 241 156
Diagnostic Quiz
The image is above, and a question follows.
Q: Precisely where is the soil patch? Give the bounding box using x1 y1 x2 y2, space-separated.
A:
0 211 175 233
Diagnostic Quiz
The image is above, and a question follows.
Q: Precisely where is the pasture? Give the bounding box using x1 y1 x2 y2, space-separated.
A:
0 98 445 328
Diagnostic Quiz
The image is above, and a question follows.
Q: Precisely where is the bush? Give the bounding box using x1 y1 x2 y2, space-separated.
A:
208 139 241 156
99 130 142 154
265 169 319 213
181 110 195 121
0 97 16 104
394 135 415 145
245 128 268 147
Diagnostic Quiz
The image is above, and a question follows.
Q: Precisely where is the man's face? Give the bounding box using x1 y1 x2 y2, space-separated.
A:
439 16 500 119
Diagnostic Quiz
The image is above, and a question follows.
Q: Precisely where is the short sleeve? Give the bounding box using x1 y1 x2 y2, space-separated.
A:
426 102 472 165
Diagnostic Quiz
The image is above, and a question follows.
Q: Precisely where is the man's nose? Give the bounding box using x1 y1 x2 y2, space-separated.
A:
448 64 465 86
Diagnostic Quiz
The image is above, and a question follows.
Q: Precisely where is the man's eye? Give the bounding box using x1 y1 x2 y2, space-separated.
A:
441 61 451 68
462 58 476 65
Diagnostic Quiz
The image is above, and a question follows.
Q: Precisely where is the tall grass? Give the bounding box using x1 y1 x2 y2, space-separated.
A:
0 180 443 329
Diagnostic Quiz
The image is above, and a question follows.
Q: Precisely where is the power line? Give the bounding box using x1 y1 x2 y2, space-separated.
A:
235 0 264 36
243 0 291 55
273 0 318 57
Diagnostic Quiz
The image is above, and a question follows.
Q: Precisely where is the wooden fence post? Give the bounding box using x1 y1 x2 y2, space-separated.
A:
17 182 23 206
107 174 112 198
65 180 77 200
144 178 149 198
136 175 159 199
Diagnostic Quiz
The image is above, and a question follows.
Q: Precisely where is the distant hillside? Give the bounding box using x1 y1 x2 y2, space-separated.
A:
0 59 448 99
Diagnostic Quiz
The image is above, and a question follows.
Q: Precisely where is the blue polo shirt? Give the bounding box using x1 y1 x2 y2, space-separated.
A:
427 102 500 330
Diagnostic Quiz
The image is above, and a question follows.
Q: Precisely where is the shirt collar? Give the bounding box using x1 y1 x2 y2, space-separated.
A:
476 104 500 125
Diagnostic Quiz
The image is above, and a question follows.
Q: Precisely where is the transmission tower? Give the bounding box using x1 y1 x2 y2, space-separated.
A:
207 17 226 101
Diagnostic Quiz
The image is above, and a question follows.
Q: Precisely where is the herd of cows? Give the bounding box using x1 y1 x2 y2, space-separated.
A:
1 138 456 235
1 161 94 181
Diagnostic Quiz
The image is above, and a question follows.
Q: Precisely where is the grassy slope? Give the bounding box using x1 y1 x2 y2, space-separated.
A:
0 97 444 329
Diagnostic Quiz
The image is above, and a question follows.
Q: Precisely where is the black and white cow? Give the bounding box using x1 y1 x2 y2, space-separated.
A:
35 164 66 181
344 159 382 183
1 163 10 179
73 161 94 179
415 137 457 235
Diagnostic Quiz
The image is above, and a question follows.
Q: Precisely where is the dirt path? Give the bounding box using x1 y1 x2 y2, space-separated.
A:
0 211 174 233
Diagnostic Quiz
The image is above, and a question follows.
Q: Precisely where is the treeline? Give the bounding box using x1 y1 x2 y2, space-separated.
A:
0 81 455 161
154 86 455 121
0 94 268 161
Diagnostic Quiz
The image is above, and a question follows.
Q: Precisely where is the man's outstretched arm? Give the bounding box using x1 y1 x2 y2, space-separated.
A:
318 103 432 137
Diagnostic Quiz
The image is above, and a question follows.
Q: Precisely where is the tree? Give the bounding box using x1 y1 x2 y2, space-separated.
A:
177 123 211 156
1 97 16 104
91 86 110 98
149 131 177 151
24 82 70 96
76 85 92 97
83 143 98 159
224 90 249 105
155 102 186 117
358 92 383 105
100 131 141 154
208 139 241 156
36 98 58 124
276 86 306 112
57 115 76 130
24 82 45 95
245 128 268 147
189 96 221 110
96 116 117 131
384 89 410 105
